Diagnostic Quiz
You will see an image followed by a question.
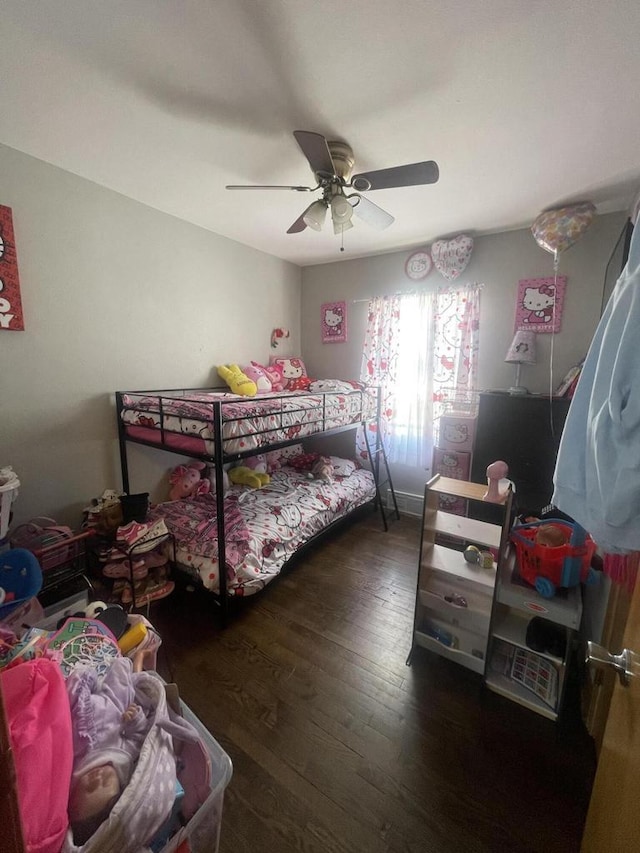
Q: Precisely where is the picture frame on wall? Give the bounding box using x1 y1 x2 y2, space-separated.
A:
321 300 347 343
514 275 567 334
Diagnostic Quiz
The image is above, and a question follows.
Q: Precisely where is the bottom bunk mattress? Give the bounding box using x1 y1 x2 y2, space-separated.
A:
150 465 375 596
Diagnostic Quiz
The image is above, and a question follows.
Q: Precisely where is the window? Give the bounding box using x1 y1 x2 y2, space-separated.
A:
357 285 481 469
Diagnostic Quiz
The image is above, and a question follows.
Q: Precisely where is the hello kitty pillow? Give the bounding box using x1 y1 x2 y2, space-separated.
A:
269 356 310 391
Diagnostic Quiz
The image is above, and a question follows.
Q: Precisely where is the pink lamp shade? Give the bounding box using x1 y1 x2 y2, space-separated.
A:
505 331 537 394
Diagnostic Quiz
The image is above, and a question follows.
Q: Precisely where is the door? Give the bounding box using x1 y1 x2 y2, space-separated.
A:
581 574 640 851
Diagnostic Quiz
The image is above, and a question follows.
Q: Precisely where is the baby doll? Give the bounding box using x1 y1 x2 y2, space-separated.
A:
66 650 153 845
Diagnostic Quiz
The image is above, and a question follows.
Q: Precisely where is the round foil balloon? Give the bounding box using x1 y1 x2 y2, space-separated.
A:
531 202 596 256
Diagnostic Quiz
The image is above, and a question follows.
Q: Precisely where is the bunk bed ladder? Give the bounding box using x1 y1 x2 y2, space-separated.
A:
363 421 400 532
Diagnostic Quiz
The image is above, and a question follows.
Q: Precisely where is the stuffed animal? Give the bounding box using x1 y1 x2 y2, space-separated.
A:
206 466 230 497
228 466 270 489
262 363 285 392
243 363 272 394
310 456 333 482
217 364 257 396
169 462 211 501
244 454 268 474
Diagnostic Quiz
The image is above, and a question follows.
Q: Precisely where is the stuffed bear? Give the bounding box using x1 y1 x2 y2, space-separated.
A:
217 364 257 396
169 462 211 501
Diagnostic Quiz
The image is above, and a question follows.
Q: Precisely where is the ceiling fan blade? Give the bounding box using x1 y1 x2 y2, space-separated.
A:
293 130 336 177
226 184 314 191
352 195 395 230
287 203 316 234
352 160 439 191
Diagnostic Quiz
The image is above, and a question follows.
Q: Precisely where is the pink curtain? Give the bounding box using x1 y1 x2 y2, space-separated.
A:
432 285 481 423
357 285 481 464
356 296 401 460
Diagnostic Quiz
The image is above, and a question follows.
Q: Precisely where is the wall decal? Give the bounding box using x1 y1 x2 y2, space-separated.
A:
0 205 25 331
514 276 566 333
321 300 347 343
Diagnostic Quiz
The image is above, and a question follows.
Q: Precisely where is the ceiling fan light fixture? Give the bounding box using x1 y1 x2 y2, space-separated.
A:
333 218 354 235
302 200 328 231
330 193 353 225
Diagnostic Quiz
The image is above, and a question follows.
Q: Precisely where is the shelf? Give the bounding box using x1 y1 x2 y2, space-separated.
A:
423 509 501 550
497 547 582 629
491 609 565 665
419 576 492 635
421 543 496 593
426 475 490 502
485 671 558 721
415 629 486 675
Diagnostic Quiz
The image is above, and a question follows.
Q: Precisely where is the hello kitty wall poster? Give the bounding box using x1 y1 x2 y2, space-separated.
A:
514 276 567 334
321 300 347 343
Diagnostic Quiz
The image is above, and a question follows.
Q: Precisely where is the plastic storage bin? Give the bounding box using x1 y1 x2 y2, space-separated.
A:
0 467 20 540
161 701 233 853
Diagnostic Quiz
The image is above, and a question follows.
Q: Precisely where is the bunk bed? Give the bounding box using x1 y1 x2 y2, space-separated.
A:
115 383 398 620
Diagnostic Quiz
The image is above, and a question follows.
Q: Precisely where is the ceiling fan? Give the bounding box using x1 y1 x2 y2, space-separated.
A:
226 130 439 239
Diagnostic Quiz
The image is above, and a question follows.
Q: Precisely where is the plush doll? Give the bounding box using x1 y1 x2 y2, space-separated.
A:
217 364 257 396
243 363 272 394
310 456 334 482
244 454 268 474
206 466 230 497
262 363 285 392
168 462 211 501
228 466 270 489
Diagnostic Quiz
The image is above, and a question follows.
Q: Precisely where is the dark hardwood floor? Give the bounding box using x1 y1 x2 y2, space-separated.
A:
151 510 596 853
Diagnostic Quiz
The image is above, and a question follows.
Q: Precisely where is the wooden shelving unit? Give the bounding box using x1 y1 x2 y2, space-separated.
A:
408 474 513 676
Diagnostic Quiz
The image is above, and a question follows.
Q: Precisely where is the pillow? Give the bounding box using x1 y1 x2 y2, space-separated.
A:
269 356 308 390
309 379 364 393
330 456 357 477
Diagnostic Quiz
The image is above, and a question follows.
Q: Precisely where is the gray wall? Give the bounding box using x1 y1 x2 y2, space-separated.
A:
1 144 301 528
301 212 627 496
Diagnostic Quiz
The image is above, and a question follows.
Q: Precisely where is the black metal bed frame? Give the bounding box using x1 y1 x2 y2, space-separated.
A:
115 385 399 622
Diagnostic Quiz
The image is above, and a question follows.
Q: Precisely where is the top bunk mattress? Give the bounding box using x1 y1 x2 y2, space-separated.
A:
120 382 377 457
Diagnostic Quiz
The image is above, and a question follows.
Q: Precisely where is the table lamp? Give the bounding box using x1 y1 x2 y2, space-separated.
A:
505 330 537 395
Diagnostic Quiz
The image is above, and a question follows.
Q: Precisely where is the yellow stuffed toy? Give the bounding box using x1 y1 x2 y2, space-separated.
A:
228 467 270 489
217 364 257 396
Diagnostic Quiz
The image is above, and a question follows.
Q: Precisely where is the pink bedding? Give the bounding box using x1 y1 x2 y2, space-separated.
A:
120 385 376 456
149 465 375 596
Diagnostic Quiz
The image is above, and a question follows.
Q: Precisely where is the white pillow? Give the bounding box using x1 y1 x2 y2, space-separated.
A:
330 456 356 477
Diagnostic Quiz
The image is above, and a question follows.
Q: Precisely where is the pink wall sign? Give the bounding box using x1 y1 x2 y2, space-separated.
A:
514 276 566 334
321 300 347 343
0 205 25 331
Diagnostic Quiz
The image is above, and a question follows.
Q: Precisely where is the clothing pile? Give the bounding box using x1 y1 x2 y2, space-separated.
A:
0 612 212 853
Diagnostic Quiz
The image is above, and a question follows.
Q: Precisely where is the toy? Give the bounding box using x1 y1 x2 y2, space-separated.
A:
206 465 230 496
310 456 333 482
535 523 569 548
510 519 598 598
244 454 268 474
243 362 272 394
261 362 285 392
483 460 510 503
217 364 257 396
168 462 211 501
228 466 270 489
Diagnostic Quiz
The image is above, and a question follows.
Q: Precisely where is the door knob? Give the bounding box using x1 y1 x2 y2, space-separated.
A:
586 641 640 687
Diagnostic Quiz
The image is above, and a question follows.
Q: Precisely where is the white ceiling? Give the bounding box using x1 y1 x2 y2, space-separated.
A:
2 1 640 267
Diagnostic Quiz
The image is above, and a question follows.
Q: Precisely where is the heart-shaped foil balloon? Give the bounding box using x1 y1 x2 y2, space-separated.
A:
431 235 474 281
531 202 596 256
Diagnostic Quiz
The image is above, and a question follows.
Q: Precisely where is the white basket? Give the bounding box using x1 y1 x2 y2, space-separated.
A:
0 467 20 540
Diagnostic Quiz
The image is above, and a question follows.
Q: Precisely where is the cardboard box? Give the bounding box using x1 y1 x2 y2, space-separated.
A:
438 413 477 454
432 447 471 481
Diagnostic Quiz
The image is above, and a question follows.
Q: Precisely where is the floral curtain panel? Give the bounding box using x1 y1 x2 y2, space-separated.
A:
357 284 481 468
432 284 481 423
356 295 400 461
